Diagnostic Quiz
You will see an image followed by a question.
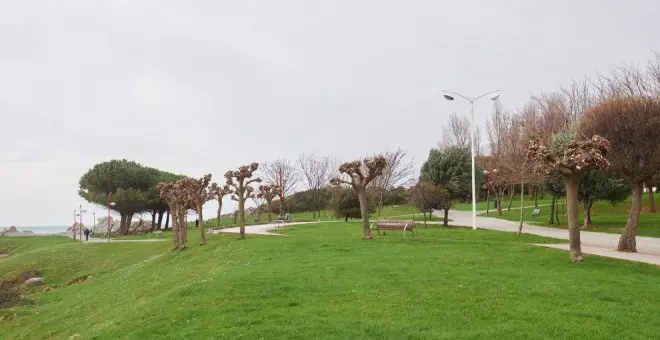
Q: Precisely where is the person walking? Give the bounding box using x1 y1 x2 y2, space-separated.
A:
84 228 90 242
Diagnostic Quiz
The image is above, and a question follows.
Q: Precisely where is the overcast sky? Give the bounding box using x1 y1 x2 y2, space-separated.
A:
2 0 659 226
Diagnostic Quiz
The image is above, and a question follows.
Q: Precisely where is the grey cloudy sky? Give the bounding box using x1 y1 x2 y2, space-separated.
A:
2 0 659 226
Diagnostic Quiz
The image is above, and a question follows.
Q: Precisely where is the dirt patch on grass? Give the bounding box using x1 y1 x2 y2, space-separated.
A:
67 274 90 285
1 269 41 309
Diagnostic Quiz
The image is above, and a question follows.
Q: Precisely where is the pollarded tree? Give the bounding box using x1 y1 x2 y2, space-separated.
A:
181 174 218 245
158 180 191 250
528 133 610 262
330 155 387 239
225 163 261 239
257 185 281 222
581 96 660 252
214 185 232 227
411 181 451 227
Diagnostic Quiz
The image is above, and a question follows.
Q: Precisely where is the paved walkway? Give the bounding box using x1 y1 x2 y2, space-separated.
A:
436 209 660 265
62 233 166 243
210 221 319 236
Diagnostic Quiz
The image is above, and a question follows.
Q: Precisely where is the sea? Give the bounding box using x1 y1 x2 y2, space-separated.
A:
12 226 69 235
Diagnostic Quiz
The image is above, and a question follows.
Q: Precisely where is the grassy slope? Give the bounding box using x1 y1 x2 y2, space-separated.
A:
484 195 660 237
1 224 660 339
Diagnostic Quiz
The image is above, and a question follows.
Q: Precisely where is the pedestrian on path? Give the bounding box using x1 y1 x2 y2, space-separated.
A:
84 228 90 242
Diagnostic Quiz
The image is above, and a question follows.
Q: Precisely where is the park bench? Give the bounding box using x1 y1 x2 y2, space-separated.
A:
274 214 291 228
370 219 416 238
151 230 163 237
531 208 541 220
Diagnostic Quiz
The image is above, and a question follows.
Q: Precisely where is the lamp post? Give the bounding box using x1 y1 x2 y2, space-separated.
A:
77 205 87 243
442 89 500 230
107 192 116 242
72 209 77 240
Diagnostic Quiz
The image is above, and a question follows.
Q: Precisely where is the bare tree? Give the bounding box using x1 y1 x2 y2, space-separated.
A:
225 163 261 239
369 149 414 215
330 156 387 239
528 134 610 262
262 159 301 215
297 153 330 218
440 112 470 149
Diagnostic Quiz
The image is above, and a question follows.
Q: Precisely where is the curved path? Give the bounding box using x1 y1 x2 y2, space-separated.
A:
210 221 319 236
436 209 660 265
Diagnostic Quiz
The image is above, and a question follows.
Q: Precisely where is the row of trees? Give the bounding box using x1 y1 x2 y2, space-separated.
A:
489 56 660 261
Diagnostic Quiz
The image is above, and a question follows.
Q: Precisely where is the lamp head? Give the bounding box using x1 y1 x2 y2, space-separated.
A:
490 94 500 101
109 202 116 207
443 94 455 101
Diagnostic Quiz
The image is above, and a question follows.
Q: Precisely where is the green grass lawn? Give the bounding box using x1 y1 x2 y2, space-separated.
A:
2 223 660 339
483 196 660 237
452 195 554 211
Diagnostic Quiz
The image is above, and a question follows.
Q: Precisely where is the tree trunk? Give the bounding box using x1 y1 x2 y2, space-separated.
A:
217 199 223 227
150 211 156 232
564 174 583 263
617 182 643 252
647 182 656 213
119 213 133 236
534 185 539 208
443 208 449 227
507 185 515 211
518 179 524 236
583 200 593 229
496 190 503 216
485 189 490 215
423 211 427 228
548 195 556 224
198 207 207 245
267 201 272 222
345 215 349 222
157 210 164 230
279 194 285 215
118 213 126 236
125 213 134 235
177 210 187 250
239 194 246 239
357 189 372 239
378 191 384 217
171 210 180 250
164 210 170 230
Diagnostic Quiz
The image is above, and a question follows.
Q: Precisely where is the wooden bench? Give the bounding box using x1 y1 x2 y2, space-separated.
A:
531 208 541 220
151 230 163 237
370 220 416 238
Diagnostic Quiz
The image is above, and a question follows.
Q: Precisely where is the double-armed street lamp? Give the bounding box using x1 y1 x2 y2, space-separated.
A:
442 89 500 230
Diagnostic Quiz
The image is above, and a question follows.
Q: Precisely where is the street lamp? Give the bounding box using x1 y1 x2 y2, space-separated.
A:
76 205 87 243
442 89 500 230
